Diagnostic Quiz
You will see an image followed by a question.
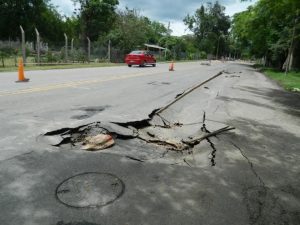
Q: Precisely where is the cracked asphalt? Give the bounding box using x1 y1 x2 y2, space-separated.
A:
0 61 299 225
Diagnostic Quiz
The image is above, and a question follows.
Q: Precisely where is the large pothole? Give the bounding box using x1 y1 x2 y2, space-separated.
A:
56 172 125 208
41 71 235 166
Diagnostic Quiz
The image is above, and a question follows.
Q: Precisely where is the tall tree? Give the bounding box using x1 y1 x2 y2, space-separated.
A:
0 0 46 40
184 1 231 57
73 0 119 42
232 0 300 69
0 0 67 43
106 8 167 53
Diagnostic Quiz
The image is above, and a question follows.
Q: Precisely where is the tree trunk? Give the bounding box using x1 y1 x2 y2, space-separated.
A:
288 47 294 71
284 18 297 73
1 56 5 67
283 44 295 72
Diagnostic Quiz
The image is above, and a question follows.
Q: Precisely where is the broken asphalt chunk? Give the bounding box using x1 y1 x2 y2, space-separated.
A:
82 134 114 151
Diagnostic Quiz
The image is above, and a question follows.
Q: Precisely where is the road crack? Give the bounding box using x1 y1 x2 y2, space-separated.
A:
231 142 265 186
3 150 34 162
231 142 292 225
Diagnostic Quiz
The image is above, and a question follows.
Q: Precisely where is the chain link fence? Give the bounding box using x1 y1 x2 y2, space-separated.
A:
0 29 207 68
0 38 126 68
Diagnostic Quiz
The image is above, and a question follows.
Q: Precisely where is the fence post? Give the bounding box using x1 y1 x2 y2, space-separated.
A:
35 28 40 65
87 37 91 63
64 33 68 62
108 40 111 63
20 26 26 64
71 38 74 62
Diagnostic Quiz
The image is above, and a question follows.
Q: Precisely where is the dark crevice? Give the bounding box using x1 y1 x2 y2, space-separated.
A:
201 111 217 166
53 137 73 147
113 133 137 140
125 156 145 162
231 141 266 187
206 138 217 166
146 131 156 137
113 120 151 130
201 111 210 133
44 127 71 136
137 137 188 151
44 123 93 136
160 150 169 158
113 108 162 130
148 108 162 118
155 114 171 127
183 158 192 167
175 91 185 98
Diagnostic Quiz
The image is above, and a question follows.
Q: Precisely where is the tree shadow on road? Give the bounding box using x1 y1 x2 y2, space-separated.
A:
222 117 300 225
236 86 300 117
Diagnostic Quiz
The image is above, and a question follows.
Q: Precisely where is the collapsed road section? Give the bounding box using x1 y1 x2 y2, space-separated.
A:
41 70 234 166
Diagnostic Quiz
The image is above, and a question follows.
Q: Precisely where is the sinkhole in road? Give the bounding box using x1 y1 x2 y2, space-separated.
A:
41 71 234 165
56 172 125 208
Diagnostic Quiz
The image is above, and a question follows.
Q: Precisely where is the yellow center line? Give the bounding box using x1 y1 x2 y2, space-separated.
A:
0 71 160 97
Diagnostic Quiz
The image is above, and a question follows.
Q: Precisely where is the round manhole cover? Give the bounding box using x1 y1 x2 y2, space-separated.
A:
56 172 125 208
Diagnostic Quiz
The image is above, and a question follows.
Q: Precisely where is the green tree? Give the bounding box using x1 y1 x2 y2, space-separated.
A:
37 4 66 44
184 1 231 58
147 21 168 44
158 36 188 60
232 0 300 69
73 0 119 42
0 0 67 43
106 8 167 53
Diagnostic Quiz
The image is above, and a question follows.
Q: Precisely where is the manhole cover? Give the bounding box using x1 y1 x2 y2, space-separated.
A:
56 172 125 208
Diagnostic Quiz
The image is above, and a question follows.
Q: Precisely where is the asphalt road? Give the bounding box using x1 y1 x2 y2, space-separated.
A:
0 61 299 225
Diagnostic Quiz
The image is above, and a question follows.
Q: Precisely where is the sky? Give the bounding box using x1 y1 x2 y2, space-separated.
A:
51 0 258 36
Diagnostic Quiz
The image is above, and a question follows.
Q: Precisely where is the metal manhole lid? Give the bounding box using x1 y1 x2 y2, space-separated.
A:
56 172 125 208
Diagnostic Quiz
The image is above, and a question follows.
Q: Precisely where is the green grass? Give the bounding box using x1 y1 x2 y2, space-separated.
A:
0 62 124 72
264 69 300 91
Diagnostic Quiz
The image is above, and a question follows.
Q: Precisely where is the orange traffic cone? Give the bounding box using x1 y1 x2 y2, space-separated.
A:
169 61 174 71
16 58 29 82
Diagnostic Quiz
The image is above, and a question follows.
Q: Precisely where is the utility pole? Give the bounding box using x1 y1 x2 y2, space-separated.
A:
87 37 91 63
216 35 222 60
20 26 26 64
35 28 40 65
71 38 74 62
64 33 68 62
166 21 171 60
108 40 111 63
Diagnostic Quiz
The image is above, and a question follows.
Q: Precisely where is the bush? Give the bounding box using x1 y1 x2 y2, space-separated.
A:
73 49 87 63
46 51 60 63
0 47 16 67
199 51 207 59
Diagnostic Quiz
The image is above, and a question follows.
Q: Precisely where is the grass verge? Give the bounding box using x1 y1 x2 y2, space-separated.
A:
263 69 300 92
0 62 124 72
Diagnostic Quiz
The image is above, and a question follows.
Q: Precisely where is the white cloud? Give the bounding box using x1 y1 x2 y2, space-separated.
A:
119 0 257 36
50 0 258 35
51 0 75 16
225 0 258 16
169 21 193 37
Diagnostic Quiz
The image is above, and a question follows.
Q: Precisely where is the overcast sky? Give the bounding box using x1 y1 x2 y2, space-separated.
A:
51 0 257 36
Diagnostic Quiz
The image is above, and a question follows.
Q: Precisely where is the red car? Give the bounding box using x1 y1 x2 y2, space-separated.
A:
125 50 156 67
